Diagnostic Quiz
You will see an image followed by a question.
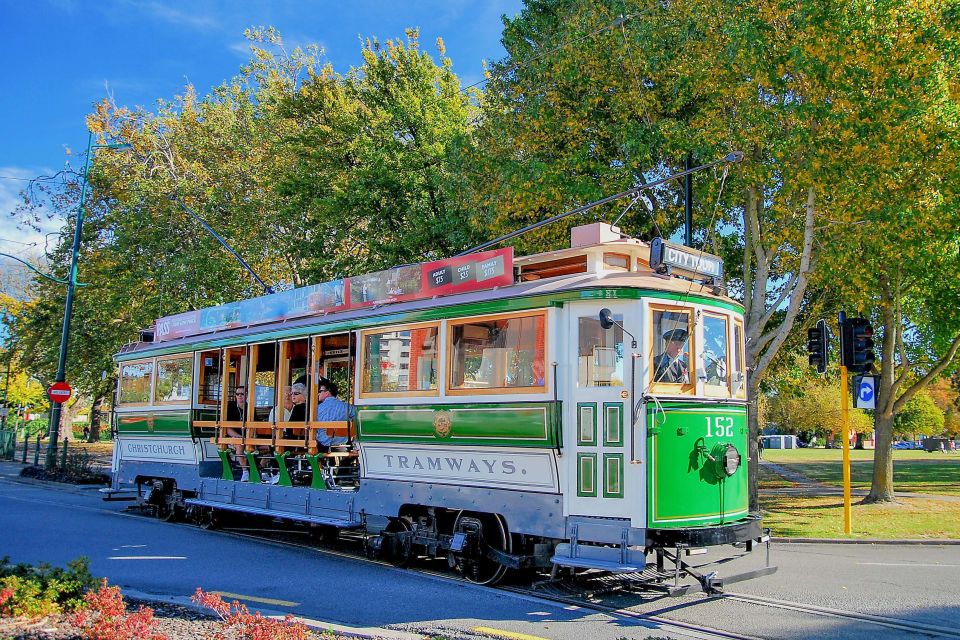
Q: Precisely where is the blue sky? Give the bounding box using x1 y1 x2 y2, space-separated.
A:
0 0 524 259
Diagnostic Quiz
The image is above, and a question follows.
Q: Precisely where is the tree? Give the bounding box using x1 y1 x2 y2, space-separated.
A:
766 355 873 441
280 30 484 278
475 0 960 506
894 391 946 440
10 28 482 403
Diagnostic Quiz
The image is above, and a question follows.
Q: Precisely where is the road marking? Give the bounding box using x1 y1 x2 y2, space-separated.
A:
472 627 549 640
108 556 187 560
212 591 300 607
858 562 960 568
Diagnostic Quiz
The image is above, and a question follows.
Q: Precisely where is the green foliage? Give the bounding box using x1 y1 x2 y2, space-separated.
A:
10 28 480 404
894 391 945 438
0 556 98 618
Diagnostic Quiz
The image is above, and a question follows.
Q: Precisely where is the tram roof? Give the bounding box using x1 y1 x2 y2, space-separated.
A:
117 268 741 361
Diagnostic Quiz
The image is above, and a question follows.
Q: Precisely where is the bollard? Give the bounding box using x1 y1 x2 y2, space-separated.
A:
60 438 68 469
21 432 28 464
33 434 40 466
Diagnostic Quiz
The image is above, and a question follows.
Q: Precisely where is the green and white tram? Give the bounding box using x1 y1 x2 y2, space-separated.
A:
110 222 772 589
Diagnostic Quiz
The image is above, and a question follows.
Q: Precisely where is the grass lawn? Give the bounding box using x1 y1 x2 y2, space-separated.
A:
762 448 960 496
760 494 960 539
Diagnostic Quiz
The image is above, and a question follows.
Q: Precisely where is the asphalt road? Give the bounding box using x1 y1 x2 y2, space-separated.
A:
2 466 959 640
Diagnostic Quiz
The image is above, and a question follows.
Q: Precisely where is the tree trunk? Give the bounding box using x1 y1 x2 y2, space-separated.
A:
866 410 896 502
88 395 104 443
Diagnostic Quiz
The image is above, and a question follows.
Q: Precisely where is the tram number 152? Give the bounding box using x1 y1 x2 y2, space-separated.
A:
705 416 735 438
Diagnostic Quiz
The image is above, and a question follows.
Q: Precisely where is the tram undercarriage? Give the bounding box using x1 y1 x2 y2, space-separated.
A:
125 472 774 593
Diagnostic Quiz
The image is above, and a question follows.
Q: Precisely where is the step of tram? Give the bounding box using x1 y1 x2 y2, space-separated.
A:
185 498 361 527
551 516 646 573
187 478 361 528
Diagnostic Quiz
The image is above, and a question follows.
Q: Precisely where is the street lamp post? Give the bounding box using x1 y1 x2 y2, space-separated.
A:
45 131 130 469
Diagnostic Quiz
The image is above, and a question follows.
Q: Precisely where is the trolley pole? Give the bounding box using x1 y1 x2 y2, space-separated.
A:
840 364 852 534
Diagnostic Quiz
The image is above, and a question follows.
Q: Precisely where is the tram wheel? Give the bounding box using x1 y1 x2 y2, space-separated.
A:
157 492 181 522
449 511 510 585
382 516 414 567
197 508 219 530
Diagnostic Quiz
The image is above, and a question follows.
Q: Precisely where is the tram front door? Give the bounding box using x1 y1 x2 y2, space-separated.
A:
565 303 644 524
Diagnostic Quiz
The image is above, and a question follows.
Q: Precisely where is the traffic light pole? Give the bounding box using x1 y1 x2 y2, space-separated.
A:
840 365 852 534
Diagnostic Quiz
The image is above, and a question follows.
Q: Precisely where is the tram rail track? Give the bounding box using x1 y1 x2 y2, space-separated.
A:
718 591 960 639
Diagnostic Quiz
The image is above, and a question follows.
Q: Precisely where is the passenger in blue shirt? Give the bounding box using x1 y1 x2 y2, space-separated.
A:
315 377 353 451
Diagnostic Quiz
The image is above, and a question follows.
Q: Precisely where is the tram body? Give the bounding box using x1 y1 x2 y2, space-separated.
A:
110 223 770 587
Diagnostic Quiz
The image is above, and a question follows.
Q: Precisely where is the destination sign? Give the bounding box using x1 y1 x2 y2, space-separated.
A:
649 238 724 279
153 248 514 343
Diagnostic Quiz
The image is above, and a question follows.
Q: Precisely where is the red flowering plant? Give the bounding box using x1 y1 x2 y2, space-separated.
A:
73 579 167 640
192 588 311 640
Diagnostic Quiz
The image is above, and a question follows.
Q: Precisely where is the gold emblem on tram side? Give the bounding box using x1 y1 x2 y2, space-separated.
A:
433 411 452 439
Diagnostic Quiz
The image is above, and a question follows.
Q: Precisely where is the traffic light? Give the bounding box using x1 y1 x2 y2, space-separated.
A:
807 319 829 374
841 317 875 373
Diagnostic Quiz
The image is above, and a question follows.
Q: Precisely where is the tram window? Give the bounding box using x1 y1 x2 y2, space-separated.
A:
361 325 439 395
603 253 630 271
154 356 193 404
118 360 153 405
578 316 624 387
449 312 546 393
701 314 729 396
249 343 277 421
651 308 692 387
197 350 221 406
733 320 746 398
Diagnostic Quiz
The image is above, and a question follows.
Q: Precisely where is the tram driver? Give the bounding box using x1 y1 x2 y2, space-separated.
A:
653 328 690 384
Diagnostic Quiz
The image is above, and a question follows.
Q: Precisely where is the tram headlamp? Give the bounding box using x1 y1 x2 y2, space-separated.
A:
722 443 741 477
709 443 741 479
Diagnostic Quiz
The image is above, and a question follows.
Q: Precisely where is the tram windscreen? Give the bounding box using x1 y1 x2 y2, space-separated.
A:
652 310 691 385
701 314 729 394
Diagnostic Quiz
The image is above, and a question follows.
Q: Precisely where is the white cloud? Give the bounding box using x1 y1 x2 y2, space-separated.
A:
124 0 219 30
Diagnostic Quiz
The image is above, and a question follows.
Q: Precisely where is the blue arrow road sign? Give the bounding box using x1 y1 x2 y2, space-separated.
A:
855 375 876 410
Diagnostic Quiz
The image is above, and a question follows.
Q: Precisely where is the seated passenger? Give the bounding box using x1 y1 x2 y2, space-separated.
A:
289 382 308 422
267 387 293 423
225 386 251 481
315 377 354 452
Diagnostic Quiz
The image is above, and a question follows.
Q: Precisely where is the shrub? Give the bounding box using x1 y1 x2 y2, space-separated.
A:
73 579 167 640
0 556 98 618
193 588 311 640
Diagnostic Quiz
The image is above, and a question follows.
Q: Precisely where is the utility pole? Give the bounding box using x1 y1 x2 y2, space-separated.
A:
46 132 131 468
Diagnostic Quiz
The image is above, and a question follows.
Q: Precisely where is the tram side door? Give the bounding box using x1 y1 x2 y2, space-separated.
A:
565 303 643 523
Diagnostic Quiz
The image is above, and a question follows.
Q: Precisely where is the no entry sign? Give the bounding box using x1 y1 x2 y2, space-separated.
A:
47 381 72 404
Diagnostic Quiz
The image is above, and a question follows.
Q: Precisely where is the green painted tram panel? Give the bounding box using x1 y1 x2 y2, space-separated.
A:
357 402 560 447
115 411 191 435
647 402 749 527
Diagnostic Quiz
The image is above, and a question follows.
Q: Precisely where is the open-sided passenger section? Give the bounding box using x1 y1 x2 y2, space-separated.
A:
185 333 359 488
